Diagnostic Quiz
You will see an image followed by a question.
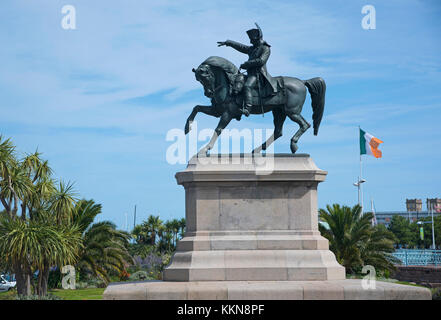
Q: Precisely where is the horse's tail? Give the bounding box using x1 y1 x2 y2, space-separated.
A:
304 77 326 135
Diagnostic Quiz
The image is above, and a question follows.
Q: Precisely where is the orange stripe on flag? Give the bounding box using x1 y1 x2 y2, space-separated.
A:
369 137 383 158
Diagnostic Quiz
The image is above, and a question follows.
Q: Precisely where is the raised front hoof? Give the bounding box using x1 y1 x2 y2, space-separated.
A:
290 142 298 154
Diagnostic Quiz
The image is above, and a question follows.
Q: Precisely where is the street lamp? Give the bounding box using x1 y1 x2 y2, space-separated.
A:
417 218 436 250
430 202 436 250
353 178 366 214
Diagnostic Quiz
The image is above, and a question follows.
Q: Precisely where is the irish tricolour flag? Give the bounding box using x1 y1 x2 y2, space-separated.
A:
359 128 383 158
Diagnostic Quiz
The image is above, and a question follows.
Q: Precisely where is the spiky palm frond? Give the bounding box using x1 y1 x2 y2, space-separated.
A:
49 180 77 224
74 204 132 284
0 136 15 178
319 204 397 274
72 199 102 233
0 215 83 271
20 151 52 183
0 166 33 202
359 225 400 273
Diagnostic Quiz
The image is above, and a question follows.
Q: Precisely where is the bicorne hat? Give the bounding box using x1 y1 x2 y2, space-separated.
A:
246 23 262 40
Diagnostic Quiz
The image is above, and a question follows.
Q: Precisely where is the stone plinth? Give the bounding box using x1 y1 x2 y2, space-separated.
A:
163 154 345 281
103 154 431 300
104 279 431 300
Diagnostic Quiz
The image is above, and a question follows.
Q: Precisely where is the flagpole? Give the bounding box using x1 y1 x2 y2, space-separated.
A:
360 154 363 215
371 198 377 226
359 126 363 215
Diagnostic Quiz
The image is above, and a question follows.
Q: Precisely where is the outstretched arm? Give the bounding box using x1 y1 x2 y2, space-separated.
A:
241 46 270 69
217 40 251 54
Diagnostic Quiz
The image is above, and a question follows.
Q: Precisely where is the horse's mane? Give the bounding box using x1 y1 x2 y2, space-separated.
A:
201 56 239 86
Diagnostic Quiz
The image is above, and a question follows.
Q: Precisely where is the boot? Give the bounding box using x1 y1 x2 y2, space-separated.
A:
242 104 251 117
242 87 253 117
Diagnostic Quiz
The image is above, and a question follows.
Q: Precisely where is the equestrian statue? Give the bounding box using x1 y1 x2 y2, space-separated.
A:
184 23 326 155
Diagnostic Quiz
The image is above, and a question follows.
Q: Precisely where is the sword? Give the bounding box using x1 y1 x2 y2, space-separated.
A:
256 73 264 117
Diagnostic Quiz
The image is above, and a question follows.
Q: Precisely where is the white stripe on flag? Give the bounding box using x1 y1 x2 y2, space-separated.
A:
364 132 373 156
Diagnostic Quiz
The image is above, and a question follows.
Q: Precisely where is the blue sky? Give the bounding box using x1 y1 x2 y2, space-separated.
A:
1 0 440 229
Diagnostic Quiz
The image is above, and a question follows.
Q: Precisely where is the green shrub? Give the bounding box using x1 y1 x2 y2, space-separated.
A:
88 278 106 288
129 271 149 281
48 269 62 289
432 288 441 300
75 281 97 289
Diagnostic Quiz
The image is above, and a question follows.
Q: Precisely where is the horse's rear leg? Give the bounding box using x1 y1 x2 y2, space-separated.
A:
252 109 286 154
286 113 311 153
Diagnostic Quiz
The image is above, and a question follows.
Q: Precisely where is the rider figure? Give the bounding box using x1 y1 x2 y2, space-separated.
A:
218 23 275 117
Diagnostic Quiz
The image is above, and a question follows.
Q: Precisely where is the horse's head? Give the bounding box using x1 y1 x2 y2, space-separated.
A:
193 64 216 98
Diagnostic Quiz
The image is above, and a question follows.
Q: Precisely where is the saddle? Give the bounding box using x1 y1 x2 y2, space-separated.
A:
232 74 287 107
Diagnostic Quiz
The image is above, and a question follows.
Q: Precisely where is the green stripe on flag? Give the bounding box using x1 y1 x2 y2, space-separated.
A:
359 128 366 155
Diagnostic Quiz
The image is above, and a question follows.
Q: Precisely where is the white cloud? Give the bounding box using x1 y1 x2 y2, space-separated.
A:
1 0 441 225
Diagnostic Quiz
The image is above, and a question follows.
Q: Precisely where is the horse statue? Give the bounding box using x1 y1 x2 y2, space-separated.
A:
184 56 326 155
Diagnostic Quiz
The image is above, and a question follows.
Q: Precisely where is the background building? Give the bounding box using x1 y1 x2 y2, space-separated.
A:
375 211 441 227
427 198 441 212
406 199 422 212
375 198 441 227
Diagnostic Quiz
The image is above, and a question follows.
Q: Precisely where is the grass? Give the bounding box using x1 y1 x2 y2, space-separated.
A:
0 290 16 300
0 287 105 300
49 288 105 300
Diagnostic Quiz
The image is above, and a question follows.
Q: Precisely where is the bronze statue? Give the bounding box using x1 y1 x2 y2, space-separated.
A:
217 23 276 117
185 23 326 155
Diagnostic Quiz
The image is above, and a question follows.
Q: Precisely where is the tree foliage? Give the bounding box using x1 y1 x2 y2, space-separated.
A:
131 215 185 255
386 214 441 249
74 201 132 284
0 136 131 297
319 204 398 274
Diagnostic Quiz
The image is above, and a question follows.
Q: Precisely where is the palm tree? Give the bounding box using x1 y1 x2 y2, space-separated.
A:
145 215 163 246
168 218 182 248
0 137 128 297
28 180 79 295
359 224 400 273
72 199 102 231
0 162 33 219
20 151 54 221
132 223 150 245
319 204 397 274
73 200 132 283
0 214 82 296
158 222 175 252
78 221 132 283
178 217 186 238
0 137 35 294
0 136 15 179
0 139 84 296
49 181 77 224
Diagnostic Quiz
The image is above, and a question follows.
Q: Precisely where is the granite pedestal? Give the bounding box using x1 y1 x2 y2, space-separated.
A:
103 154 431 300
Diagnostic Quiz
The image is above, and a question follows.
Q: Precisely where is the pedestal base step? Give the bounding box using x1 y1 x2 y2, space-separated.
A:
163 250 345 281
103 279 431 300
